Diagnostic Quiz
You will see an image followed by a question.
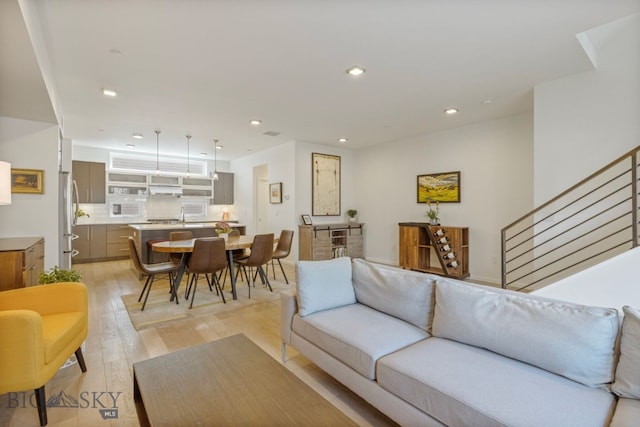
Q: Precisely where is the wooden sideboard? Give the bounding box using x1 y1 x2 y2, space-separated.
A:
299 223 364 261
0 237 45 291
399 222 469 278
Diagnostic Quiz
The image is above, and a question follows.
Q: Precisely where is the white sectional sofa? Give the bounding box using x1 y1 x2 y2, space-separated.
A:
280 257 640 426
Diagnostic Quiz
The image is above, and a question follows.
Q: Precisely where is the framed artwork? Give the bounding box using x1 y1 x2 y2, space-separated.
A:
301 214 313 225
269 182 282 204
312 152 341 216
417 171 460 203
11 168 44 194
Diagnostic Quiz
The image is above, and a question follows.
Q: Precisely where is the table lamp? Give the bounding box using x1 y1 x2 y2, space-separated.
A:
0 161 11 205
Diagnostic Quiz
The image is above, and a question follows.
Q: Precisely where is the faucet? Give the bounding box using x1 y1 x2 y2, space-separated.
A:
180 206 185 223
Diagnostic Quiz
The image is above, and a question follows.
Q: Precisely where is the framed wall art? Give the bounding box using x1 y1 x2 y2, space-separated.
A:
417 171 460 203
269 182 282 204
11 168 44 194
312 152 341 216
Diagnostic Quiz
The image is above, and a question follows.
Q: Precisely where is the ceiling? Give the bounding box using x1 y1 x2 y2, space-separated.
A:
2 0 640 161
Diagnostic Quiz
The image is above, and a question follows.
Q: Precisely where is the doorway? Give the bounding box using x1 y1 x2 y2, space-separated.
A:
253 164 269 234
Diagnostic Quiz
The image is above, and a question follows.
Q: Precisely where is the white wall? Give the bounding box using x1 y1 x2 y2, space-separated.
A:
0 117 60 269
534 14 640 204
354 113 533 283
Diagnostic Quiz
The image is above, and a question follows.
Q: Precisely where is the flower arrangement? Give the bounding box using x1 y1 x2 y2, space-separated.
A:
215 221 232 234
426 200 440 222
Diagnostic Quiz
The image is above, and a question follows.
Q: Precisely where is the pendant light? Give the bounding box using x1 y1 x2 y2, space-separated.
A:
185 134 191 177
213 139 219 181
154 129 161 175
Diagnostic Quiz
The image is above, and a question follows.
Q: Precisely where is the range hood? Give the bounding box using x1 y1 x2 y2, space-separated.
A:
148 184 183 196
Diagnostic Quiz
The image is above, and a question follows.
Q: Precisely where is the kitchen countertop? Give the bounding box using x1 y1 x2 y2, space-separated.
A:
129 223 245 231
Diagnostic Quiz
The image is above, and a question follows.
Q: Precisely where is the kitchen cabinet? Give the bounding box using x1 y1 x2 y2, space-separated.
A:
106 224 134 258
212 172 234 205
73 224 107 263
73 160 106 203
0 237 45 290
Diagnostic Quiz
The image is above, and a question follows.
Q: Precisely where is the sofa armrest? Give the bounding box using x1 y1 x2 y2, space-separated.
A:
0 310 44 391
0 282 88 317
280 289 298 345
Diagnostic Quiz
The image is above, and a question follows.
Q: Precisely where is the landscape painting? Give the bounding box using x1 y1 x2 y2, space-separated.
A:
417 171 460 203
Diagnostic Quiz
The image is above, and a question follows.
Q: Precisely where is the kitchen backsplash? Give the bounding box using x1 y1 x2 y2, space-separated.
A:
76 197 236 224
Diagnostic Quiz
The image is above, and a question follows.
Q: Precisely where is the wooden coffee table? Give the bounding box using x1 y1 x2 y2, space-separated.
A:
133 334 358 426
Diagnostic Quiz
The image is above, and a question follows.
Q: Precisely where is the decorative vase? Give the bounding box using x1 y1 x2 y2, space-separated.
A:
348 216 357 223
429 218 439 225
219 232 229 241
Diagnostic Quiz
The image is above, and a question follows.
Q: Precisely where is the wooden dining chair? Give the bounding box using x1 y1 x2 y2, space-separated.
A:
234 233 274 298
128 237 181 310
185 238 228 309
267 229 294 284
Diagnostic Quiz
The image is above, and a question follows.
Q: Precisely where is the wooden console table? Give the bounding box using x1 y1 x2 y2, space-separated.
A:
298 223 364 260
399 222 469 278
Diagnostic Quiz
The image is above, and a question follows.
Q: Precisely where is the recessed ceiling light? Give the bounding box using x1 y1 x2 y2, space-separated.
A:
338 137 348 143
250 120 262 126
482 98 494 104
109 49 122 56
102 88 117 97
346 66 366 77
132 133 143 139
126 144 135 149
200 152 207 157
444 108 459 115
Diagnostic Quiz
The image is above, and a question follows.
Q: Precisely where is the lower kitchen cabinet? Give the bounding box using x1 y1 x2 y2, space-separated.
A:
106 224 135 259
0 237 45 290
74 224 134 263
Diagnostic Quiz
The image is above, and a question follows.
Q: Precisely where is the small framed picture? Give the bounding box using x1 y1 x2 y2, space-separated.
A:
269 182 282 204
11 168 44 194
301 214 313 225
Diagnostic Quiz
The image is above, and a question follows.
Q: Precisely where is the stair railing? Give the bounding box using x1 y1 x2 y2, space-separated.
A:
501 146 639 291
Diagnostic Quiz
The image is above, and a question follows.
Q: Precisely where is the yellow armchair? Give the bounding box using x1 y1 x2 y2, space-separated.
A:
0 282 88 426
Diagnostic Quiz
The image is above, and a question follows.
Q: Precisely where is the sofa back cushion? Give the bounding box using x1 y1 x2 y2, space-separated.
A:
432 279 620 388
296 257 356 317
352 259 436 331
612 306 640 398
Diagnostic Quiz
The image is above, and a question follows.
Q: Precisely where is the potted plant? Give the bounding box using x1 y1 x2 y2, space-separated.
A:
214 221 233 240
426 200 440 225
346 209 358 223
39 265 82 284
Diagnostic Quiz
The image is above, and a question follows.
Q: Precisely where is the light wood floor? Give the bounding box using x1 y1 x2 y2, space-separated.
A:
0 260 398 427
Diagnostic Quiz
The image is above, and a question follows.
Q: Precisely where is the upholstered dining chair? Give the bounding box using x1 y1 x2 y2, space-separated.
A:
0 282 88 426
267 229 294 284
234 233 274 298
128 237 180 310
169 231 194 297
185 237 228 309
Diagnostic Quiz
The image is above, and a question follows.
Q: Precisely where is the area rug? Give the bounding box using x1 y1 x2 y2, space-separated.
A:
121 275 291 331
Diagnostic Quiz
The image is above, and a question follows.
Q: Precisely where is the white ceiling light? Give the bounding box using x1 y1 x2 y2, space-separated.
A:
126 144 135 149
338 137 348 143
132 133 143 139
185 134 191 177
212 139 219 181
249 120 262 126
444 108 459 115
200 152 207 157
346 66 366 77
102 88 117 97
154 129 161 175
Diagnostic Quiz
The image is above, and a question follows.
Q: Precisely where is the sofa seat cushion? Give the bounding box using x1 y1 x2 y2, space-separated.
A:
609 398 640 427
42 312 85 364
352 259 436 331
292 303 428 380
377 338 616 427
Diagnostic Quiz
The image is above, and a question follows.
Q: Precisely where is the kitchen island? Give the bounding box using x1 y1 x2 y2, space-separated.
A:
129 223 246 264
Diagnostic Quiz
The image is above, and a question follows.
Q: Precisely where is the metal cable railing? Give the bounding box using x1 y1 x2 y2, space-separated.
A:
501 146 640 291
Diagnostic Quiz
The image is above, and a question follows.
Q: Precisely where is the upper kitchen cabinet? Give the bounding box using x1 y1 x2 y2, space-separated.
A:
212 172 234 205
73 160 106 203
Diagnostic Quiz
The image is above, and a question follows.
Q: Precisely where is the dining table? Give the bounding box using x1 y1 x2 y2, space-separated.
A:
151 235 277 301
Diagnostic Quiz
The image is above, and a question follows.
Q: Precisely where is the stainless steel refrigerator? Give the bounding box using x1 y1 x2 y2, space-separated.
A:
59 171 79 269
